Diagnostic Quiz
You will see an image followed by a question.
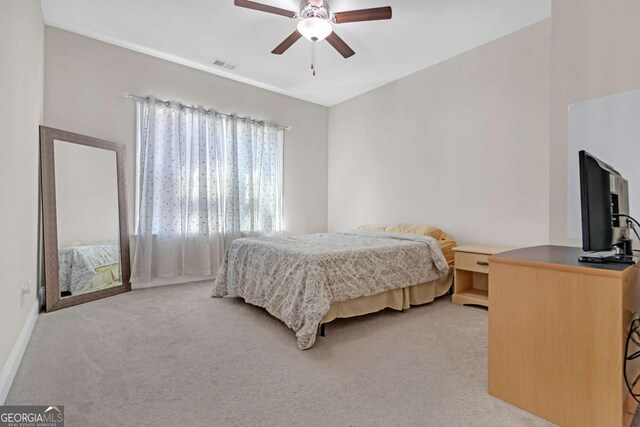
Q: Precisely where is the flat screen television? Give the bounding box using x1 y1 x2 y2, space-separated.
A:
578 150 633 263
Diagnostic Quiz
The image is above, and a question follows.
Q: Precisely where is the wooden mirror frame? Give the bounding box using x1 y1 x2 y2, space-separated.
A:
40 126 131 312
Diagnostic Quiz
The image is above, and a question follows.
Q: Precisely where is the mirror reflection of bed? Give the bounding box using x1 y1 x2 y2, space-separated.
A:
57 242 121 297
54 139 122 298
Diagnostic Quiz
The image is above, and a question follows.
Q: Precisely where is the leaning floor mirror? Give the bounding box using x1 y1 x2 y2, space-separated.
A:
40 126 131 312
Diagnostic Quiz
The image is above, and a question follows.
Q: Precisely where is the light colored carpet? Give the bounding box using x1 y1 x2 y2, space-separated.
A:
5 281 600 426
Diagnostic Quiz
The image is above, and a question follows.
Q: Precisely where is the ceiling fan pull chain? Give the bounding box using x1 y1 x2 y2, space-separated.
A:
311 42 316 76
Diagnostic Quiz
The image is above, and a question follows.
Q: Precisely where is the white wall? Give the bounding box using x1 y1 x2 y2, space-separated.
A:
328 21 551 247
0 0 43 401
44 27 328 238
549 0 640 245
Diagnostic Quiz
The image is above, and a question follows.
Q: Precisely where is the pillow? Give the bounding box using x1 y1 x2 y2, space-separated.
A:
356 223 456 266
385 223 444 240
356 224 388 232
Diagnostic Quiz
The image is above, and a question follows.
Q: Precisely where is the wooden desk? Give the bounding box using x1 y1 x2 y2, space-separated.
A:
488 246 640 426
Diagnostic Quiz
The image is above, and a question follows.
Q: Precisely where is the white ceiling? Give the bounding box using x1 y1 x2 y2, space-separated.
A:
41 0 551 106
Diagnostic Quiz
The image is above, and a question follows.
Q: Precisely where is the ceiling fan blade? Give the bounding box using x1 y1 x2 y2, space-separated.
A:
333 6 392 24
234 0 296 18
326 32 355 58
271 31 303 55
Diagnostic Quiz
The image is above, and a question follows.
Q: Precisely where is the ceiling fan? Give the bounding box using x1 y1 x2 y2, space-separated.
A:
234 0 392 74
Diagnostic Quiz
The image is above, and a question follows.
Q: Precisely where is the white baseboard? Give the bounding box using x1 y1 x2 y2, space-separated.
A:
131 275 214 290
0 300 39 404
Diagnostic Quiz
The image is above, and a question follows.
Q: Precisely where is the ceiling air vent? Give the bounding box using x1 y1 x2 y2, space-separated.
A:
211 58 237 71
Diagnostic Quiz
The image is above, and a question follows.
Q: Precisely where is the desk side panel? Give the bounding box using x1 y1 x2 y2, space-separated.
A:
623 266 640 422
488 261 622 426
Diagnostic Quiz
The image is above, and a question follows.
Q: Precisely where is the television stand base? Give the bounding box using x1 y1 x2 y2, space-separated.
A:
578 255 636 265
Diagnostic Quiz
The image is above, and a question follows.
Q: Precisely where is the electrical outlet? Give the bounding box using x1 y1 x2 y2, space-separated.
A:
21 280 32 307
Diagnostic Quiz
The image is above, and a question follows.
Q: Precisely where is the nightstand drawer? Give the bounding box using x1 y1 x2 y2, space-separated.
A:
455 252 490 273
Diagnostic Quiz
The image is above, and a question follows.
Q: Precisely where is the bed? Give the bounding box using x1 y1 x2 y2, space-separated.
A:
58 242 122 296
212 224 456 349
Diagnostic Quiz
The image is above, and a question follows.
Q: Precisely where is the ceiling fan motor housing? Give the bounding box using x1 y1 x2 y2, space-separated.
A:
299 0 331 20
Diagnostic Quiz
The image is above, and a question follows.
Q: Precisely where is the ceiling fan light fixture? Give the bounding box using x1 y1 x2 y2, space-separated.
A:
297 17 332 42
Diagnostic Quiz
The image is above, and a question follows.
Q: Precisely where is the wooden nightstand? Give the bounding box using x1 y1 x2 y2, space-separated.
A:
452 245 512 308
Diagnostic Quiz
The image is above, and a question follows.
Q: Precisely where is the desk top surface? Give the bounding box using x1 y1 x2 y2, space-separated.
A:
491 245 634 273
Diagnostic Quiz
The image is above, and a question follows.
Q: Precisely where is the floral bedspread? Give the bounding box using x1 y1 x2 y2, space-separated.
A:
212 230 449 349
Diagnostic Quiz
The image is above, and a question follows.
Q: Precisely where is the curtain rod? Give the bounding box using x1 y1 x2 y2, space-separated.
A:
124 92 292 131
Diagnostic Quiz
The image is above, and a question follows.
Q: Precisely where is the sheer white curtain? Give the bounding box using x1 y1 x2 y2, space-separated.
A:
131 97 284 282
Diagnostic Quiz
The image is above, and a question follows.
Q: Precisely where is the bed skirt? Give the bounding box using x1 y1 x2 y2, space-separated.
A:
321 267 454 324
